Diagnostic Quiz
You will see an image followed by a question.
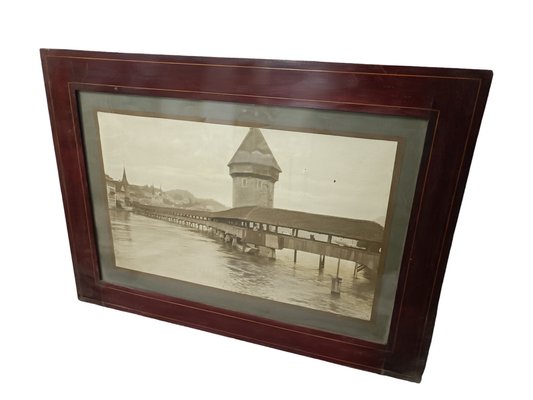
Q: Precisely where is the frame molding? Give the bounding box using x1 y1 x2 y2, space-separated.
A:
41 49 492 382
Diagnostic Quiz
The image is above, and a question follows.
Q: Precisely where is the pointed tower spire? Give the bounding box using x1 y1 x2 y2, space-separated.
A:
121 166 129 186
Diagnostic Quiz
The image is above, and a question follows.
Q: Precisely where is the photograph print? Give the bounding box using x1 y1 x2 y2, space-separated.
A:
97 112 398 322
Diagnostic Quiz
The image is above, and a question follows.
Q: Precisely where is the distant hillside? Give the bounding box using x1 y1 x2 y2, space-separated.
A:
164 189 195 205
165 189 228 211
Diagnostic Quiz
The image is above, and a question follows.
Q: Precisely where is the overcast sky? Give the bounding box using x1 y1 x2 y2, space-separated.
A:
97 112 397 222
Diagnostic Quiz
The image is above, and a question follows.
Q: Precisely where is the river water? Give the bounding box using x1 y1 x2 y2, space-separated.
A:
109 209 375 320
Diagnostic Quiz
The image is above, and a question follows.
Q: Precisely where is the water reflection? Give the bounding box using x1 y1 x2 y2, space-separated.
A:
109 209 375 320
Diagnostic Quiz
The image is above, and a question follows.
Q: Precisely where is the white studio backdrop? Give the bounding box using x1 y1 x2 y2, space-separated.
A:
1 1 531 399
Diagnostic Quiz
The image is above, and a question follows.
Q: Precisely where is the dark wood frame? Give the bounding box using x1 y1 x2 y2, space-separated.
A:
41 49 492 382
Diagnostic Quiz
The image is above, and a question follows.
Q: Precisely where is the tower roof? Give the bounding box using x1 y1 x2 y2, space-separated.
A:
228 128 282 172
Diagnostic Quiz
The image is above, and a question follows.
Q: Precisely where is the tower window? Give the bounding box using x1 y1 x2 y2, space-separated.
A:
242 178 247 187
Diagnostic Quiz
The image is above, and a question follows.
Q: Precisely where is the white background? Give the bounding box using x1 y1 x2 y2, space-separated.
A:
1 1 531 398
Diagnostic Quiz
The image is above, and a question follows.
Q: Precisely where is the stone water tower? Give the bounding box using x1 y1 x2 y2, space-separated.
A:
228 127 282 208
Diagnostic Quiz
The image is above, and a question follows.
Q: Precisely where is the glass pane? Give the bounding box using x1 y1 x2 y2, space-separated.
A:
79 92 428 343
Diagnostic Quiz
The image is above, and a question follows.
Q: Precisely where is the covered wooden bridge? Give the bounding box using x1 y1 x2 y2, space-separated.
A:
133 204 383 273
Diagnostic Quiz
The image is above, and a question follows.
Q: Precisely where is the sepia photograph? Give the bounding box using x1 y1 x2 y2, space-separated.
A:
96 112 399 321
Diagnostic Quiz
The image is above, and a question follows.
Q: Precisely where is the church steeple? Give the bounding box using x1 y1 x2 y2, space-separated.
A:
121 167 129 186
228 128 282 208
118 166 130 193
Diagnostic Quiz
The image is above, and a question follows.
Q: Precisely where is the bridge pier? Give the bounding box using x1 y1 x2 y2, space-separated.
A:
318 254 325 270
331 277 342 295
331 258 342 295
292 228 299 263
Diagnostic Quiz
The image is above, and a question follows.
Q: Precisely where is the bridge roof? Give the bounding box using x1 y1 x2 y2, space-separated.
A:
212 206 384 242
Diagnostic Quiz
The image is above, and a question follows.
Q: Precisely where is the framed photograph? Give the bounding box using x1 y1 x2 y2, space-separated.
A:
41 49 491 382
